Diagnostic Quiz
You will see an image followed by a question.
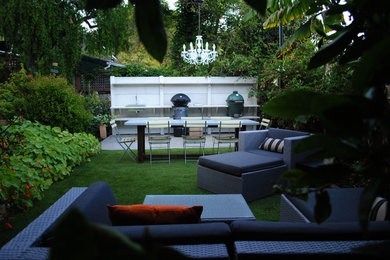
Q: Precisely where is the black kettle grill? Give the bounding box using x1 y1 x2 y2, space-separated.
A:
171 93 191 119
171 93 191 136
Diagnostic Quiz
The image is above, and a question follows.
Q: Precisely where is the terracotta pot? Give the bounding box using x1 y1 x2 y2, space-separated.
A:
99 124 107 139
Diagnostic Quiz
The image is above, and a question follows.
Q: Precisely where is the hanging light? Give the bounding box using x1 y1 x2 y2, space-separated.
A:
181 0 218 65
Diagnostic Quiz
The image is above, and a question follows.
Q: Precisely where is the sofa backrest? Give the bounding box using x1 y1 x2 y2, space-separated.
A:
267 128 309 139
71 181 118 226
113 222 232 245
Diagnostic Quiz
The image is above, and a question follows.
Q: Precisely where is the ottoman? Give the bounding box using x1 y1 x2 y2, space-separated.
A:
197 151 288 201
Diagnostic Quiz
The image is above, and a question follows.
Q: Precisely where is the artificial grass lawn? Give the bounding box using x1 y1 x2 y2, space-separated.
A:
1 149 280 247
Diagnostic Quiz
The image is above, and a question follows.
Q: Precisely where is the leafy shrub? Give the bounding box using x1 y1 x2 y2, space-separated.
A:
108 65 179 77
0 68 93 133
249 42 353 131
84 92 113 138
0 117 101 212
0 86 16 121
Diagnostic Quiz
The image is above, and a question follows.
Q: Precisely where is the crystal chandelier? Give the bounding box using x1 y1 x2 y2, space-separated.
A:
181 0 218 65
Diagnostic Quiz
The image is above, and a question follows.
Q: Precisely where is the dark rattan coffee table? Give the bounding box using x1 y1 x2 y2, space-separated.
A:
143 194 256 222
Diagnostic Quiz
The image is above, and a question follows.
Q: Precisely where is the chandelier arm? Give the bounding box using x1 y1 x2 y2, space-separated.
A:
198 2 201 35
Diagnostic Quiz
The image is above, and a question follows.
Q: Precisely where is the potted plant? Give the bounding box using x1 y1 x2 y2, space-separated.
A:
94 114 112 139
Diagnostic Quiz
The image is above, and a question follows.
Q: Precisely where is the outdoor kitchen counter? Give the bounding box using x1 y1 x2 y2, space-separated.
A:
123 118 259 163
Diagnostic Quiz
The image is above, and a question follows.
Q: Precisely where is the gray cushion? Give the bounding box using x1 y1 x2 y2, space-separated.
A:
198 152 284 177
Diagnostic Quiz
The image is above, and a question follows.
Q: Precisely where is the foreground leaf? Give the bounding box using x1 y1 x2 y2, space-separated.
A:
280 19 312 51
85 0 122 10
308 28 356 69
134 0 167 63
49 209 145 260
244 0 267 16
314 190 331 223
293 134 359 160
351 36 390 94
263 90 347 119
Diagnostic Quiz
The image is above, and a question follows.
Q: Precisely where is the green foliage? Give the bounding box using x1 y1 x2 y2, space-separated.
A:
0 0 82 79
261 0 390 231
0 86 16 121
170 0 239 71
0 69 93 133
85 3 132 57
169 0 298 78
0 117 101 212
84 92 112 138
0 0 134 79
253 42 323 100
251 42 352 131
94 114 112 125
109 65 179 77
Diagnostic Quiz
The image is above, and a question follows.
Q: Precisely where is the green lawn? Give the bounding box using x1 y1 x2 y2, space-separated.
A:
0 150 280 247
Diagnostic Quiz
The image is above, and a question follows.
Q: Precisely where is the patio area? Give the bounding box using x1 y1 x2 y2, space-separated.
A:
101 134 215 150
1 0 389 258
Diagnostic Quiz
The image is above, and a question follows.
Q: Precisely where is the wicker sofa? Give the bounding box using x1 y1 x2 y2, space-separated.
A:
231 187 390 259
1 182 388 260
0 182 233 260
197 128 312 201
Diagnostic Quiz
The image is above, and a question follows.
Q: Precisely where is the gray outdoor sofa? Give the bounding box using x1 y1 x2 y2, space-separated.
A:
197 128 312 201
0 182 233 260
1 182 388 260
233 187 390 259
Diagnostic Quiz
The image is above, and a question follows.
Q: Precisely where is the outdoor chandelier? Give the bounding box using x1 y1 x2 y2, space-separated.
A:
181 0 218 65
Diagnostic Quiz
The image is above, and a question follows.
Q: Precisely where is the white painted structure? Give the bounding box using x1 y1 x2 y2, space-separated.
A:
110 76 258 120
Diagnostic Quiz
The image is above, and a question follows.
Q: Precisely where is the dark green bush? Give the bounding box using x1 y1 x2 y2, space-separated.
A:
0 68 92 133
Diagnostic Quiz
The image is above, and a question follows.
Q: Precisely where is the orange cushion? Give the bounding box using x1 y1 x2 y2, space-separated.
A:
106 204 203 226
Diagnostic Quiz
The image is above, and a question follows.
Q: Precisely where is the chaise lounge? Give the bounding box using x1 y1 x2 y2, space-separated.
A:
197 128 313 201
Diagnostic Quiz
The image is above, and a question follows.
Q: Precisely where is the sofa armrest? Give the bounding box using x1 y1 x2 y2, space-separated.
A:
239 130 268 152
0 187 87 259
283 135 311 169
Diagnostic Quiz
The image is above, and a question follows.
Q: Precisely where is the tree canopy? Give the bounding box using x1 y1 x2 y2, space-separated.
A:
0 0 133 79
